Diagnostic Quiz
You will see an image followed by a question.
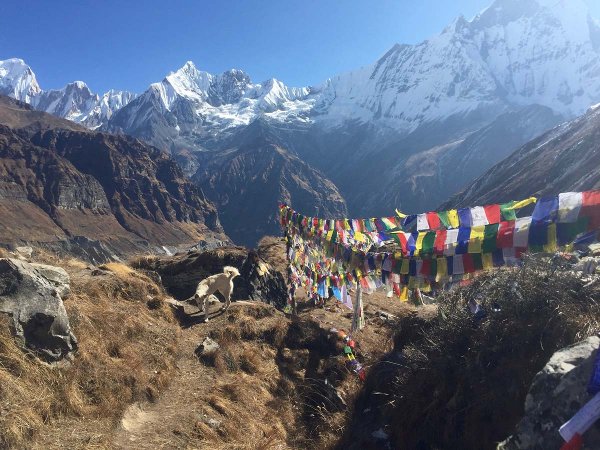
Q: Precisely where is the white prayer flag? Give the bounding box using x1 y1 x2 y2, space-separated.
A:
558 192 583 223
471 206 489 227
559 392 600 442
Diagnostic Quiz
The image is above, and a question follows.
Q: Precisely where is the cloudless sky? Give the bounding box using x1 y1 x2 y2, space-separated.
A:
1 0 599 94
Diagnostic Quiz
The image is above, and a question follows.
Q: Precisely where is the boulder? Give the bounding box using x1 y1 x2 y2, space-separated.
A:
196 337 220 357
15 246 33 259
498 336 600 449
134 246 288 309
0 258 77 362
31 263 71 298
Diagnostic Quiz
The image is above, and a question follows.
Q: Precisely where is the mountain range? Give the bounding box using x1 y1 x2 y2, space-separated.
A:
2 0 600 245
0 96 226 260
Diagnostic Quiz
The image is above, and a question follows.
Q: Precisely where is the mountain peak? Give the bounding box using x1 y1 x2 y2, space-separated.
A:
0 58 41 102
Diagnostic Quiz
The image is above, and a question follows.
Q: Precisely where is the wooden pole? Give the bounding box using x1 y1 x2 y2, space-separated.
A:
352 284 364 332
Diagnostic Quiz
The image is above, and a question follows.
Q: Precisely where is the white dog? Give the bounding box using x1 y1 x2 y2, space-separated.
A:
190 266 240 321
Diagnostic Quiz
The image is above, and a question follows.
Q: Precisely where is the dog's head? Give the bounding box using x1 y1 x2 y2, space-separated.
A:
223 266 240 279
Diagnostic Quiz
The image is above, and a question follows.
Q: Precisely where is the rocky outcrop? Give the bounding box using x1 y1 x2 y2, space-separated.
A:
0 258 77 361
30 263 71 298
134 246 288 309
499 336 600 449
0 95 227 259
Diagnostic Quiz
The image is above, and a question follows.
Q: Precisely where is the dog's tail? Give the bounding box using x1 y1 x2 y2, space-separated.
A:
223 266 240 277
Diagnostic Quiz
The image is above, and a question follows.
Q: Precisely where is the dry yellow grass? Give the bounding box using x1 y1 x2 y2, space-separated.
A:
0 262 181 449
99 261 135 276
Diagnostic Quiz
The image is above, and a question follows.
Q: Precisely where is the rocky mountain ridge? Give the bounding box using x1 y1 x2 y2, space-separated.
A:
2 0 599 236
0 96 226 259
443 103 600 208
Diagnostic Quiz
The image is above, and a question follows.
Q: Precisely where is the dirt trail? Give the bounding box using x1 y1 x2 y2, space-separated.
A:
111 296 416 449
112 304 224 449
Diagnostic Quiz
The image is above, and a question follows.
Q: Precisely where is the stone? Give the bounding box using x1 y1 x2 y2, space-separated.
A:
0 258 77 362
31 263 71 298
15 246 33 259
498 336 600 449
134 246 289 309
573 257 600 275
198 414 222 430
195 337 220 357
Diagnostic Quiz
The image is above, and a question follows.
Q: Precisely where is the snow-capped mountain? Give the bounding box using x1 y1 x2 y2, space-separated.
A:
1 0 599 242
0 58 135 128
106 61 316 151
0 58 41 103
3 0 599 133
315 0 600 130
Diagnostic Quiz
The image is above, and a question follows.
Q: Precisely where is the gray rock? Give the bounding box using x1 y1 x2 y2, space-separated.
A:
196 337 220 356
15 246 33 259
198 414 222 430
0 258 77 362
573 257 600 275
498 336 600 450
31 263 71 298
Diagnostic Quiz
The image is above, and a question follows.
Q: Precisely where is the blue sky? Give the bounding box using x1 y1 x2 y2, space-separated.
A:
1 0 599 94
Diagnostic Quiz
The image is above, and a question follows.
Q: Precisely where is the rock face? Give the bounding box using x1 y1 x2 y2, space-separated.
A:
499 336 600 449
30 263 71 298
134 246 288 309
0 258 77 361
0 95 226 259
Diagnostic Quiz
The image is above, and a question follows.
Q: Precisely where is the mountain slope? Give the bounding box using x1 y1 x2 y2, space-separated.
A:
0 96 226 259
443 105 600 207
2 0 599 229
192 121 348 246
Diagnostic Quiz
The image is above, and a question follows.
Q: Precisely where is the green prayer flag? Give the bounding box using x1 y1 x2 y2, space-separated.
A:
421 231 436 255
438 211 451 228
482 223 499 253
500 201 517 221
472 253 483 271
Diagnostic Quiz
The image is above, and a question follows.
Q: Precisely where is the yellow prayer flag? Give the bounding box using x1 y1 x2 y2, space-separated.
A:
422 280 431 293
399 286 409 302
395 209 407 219
415 232 425 256
401 258 409 275
544 223 558 253
507 197 537 210
482 253 493 270
468 225 485 254
354 231 365 242
448 210 459 228
435 257 447 282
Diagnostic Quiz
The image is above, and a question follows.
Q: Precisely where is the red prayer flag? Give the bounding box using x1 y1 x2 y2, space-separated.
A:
421 259 431 276
463 254 475 273
434 229 447 255
396 232 408 255
426 212 441 230
582 191 600 230
484 204 501 224
497 221 515 248
560 433 583 450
